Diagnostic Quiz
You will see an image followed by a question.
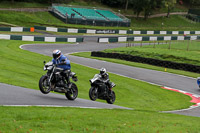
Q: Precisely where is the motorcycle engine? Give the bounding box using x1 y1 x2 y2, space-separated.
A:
56 80 65 87
55 73 62 81
55 73 65 87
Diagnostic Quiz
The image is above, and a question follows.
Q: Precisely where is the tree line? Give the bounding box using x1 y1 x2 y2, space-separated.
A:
3 0 200 20
102 0 200 19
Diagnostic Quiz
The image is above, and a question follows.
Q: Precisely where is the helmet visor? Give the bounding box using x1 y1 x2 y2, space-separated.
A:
100 71 104 74
53 53 59 59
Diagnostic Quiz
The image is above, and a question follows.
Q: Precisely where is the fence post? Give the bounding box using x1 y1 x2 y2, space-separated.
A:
153 40 156 48
187 39 190 51
168 40 171 49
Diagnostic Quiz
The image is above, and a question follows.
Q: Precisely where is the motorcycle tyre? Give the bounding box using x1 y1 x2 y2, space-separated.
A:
106 91 116 104
89 87 98 101
39 75 51 94
65 83 78 100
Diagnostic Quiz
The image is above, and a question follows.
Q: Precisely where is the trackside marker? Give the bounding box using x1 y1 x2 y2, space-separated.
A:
30 27 34 32
161 86 200 107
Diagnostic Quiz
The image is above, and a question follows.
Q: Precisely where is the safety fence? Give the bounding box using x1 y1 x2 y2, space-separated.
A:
34 26 200 35
91 51 200 73
98 35 200 43
34 26 95 34
0 34 83 42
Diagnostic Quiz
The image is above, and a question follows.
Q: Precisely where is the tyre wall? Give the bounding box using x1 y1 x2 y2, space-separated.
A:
91 51 200 73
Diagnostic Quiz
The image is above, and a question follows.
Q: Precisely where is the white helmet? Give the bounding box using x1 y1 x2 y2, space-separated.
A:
100 68 106 75
52 49 61 60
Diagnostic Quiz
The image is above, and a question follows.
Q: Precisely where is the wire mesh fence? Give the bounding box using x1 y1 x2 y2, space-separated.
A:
126 39 200 51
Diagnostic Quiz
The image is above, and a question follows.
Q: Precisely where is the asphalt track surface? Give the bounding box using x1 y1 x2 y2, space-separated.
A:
1 35 200 117
0 83 130 109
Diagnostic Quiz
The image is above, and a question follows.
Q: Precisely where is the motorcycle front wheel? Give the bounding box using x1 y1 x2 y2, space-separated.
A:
89 87 98 101
65 83 78 100
39 75 51 94
106 91 116 104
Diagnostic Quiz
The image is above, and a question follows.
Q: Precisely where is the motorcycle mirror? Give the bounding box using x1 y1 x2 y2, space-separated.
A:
43 61 46 64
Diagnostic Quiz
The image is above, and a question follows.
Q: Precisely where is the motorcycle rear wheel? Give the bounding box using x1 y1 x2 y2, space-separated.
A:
89 87 98 101
39 75 51 94
106 91 116 104
65 83 78 100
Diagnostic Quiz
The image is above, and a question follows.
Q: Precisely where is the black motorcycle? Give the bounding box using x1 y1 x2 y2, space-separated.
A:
39 61 78 100
89 74 116 104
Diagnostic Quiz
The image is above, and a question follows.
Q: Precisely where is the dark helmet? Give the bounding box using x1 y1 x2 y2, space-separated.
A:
100 68 106 75
52 49 61 60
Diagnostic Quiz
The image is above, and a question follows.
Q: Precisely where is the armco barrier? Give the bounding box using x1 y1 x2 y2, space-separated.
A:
0 27 31 32
0 34 84 42
34 26 96 34
1 26 200 35
34 26 200 35
98 35 200 43
91 51 200 73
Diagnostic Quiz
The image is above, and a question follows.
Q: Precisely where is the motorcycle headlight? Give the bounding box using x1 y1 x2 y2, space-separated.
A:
90 79 95 83
47 66 53 70
43 66 47 71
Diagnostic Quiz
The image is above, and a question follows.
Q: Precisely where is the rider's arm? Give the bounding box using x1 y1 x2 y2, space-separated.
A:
105 73 110 83
59 59 67 65
58 57 70 65
52 59 56 64
101 73 110 83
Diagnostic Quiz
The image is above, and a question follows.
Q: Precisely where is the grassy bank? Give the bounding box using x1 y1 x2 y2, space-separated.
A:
0 1 49 8
0 10 199 31
129 15 200 31
103 41 200 66
0 39 199 132
0 11 64 27
0 39 193 111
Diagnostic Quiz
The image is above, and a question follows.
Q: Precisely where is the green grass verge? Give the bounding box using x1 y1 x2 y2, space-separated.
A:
0 22 18 27
103 41 200 66
0 11 65 27
0 39 199 132
0 31 43 35
1 106 200 133
129 15 200 31
0 39 193 111
0 1 49 8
